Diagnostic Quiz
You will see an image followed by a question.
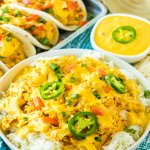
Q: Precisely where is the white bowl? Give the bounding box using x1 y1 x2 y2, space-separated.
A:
90 14 150 63
0 49 150 150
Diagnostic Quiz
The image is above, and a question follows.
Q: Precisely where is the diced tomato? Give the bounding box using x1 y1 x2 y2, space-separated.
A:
68 1 78 10
104 86 111 93
97 68 106 77
32 29 39 35
36 25 44 30
32 25 43 35
79 21 88 27
43 117 58 125
33 97 44 109
22 0 30 5
65 85 72 91
25 23 32 29
91 106 104 116
33 4 42 10
26 14 39 21
65 64 76 73
28 100 34 107
42 2 53 10
0 34 2 40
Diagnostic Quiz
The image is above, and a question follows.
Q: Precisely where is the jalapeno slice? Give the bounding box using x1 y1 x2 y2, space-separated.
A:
105 74 126 94
112 26 136 44
68 112 98 138
40 81 64 100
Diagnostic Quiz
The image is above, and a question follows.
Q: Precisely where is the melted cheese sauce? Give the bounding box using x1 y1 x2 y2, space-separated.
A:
94 16 150 56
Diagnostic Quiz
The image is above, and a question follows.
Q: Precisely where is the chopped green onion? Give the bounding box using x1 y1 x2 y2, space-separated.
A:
23 117 28 121
13 10 20 17
66 100 72 106
0 56 5 58
0 16 3 20
81 63 87 67
50 63 59 71
44 8 53 13
124 126 136 134
144 90 150 98
2 16 10 22
93 91 101 99
2 6 9 13
39 37 49 45
38 17 46 24
6 34 13 42
29 25 36 31
94 137 102 142
61 112 66 117
69 76 76 83
71 93 79 99
50 63 63 81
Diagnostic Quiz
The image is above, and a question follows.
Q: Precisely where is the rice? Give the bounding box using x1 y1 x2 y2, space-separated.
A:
7 132 62 150
138 85 150 109
120 69 150 109
103 132 135 150
119 110 127 120
127 125 143 141
119 69 137 80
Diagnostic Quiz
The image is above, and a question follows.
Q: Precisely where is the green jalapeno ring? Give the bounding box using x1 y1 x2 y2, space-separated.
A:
112 26 136 44
68 112 98 139
40 81 64 100
105 74 126 94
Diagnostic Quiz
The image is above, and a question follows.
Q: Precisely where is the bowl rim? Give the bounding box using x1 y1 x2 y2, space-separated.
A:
90 13 150 59
0 49 150 150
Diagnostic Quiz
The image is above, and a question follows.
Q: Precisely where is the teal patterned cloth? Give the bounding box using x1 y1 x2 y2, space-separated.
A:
0 26 150 150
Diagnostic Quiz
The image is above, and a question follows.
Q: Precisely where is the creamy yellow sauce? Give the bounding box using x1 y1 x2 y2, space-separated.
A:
94 16 150 56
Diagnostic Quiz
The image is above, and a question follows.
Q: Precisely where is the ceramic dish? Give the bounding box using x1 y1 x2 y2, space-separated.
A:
90 14 150 63
0 49 149 150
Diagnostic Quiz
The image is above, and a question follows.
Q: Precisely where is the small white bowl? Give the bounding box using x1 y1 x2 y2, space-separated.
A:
0 49 150 150
90 13 150 63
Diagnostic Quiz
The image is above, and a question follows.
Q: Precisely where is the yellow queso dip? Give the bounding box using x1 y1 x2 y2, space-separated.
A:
94 16 150 56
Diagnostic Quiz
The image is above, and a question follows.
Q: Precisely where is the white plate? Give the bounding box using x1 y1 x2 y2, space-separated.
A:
0 49 150 150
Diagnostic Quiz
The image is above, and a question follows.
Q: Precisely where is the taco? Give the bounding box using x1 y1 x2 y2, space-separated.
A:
4 0 87 31
0 24 36 68
0 4 59 49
